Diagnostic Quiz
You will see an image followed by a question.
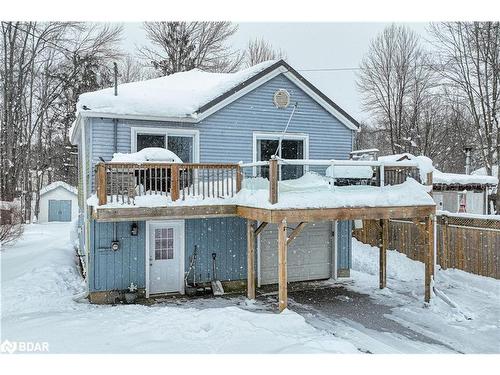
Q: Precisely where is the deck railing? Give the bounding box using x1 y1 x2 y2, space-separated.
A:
95 158 428 206
96 162 242 206
239 157 429 205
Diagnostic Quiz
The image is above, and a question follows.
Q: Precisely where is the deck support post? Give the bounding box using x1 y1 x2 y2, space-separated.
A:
424 215 434 303
171 164 180 201
278 219 288 312
269 158 278 204
247 220 256 300
97 163 107 206
379 219 388 289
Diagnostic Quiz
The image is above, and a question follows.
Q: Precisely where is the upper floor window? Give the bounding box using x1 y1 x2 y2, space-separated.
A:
254 132 309 180
132 128 199 163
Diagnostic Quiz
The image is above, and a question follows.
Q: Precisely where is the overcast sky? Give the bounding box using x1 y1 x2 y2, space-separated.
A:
120 22 431 123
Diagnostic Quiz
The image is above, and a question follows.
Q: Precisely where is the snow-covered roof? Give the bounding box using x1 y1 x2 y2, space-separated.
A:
472 165 498 178
40 181 78 196
70 59 360 145
378 153 498 186
77 61 276 119
110 148 183 163
433 170 498 186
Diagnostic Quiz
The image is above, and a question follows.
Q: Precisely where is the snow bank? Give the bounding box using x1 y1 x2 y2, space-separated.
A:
326 164 374 179
349 238 500 353
111 147 183 163
77 60 277 119
236 176 434 209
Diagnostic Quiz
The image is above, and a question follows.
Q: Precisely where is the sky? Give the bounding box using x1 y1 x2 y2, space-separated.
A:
120 22 432 123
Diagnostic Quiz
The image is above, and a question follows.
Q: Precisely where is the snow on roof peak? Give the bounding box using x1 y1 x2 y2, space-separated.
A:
76 60 278 119
40 181 77 196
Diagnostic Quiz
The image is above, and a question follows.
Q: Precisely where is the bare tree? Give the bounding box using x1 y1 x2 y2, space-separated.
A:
0 22 122 223
139 22 243 75
429 22 499 208
357 24 430 154
245 38 286 67
118 54 150 83
0 204 24 246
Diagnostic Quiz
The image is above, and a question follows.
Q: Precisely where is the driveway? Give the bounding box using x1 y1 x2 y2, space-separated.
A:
257 282 461 354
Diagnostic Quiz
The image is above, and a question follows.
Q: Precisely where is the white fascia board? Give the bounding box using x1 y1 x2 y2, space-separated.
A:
79 111 198 124
69 113 83 145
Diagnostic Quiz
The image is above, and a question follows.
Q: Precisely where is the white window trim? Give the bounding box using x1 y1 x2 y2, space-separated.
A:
252 131 310 177
145 220 185 298
130 127 200 163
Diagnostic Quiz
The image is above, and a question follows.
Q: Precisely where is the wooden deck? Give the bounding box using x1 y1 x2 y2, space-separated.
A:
91 158 436 309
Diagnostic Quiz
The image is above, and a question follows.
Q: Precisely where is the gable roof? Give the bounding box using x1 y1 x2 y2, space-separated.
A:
75 59 359 130
40 181 78 196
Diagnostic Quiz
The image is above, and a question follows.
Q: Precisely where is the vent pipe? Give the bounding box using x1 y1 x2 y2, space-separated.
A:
113 62 118 96
464 146 473 175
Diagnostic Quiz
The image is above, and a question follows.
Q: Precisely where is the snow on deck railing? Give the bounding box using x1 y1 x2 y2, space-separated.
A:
96 162 242 206
94 158 430 207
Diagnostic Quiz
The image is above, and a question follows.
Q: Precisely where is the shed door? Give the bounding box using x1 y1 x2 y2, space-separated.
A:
48 200 72 222
259 221 332 285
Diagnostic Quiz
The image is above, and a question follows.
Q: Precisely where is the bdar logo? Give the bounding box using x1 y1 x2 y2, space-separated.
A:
0 340 17 354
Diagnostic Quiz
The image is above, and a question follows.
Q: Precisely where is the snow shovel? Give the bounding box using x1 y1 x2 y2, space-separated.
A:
211 252 224 296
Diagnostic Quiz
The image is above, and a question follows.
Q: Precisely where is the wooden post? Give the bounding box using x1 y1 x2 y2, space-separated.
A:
171 164 180 201
426 171 433 197
278 219 287 312
441 215 448 270
380 219 388 289
269 158 278 205
97 163 107 206
424 215 434 303
247 220 256 300
235 165 242 192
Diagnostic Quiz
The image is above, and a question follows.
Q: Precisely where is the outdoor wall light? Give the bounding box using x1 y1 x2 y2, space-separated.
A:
111 241 120 251
131 222 138 236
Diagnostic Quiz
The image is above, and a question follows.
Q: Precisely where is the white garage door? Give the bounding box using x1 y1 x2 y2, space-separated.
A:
259 221 333 285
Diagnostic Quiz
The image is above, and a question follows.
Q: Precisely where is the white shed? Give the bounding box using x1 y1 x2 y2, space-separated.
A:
37 181 78 223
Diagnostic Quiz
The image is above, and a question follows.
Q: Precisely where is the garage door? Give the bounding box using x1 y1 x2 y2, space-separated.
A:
48 200 72 222
260 221 332 285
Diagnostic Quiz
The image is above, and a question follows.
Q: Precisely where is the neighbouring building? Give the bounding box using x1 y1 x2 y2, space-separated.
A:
36 181 78 223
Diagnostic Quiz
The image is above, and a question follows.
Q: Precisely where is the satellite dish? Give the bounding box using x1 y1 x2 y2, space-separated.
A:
273 89 290 109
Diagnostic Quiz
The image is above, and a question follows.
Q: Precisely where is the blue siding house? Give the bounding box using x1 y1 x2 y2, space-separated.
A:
70 59 360 304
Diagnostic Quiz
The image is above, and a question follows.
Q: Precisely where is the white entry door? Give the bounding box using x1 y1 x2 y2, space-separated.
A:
148 221 184 295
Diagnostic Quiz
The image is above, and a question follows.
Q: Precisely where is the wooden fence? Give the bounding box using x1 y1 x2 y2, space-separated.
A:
353 214 500 279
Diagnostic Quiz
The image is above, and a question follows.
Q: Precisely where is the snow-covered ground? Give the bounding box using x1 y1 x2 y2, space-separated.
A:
1 224 498 354
0 223 357 354
343 239 500 353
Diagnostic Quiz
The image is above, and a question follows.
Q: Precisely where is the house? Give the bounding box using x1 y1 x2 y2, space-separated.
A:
70 60 436 309
378 153 498 215
36 181 78 223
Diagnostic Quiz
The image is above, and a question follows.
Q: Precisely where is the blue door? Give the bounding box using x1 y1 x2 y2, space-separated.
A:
48 200 72 222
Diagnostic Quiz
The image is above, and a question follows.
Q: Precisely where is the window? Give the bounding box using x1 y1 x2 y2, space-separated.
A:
137 134 165 151
168 136 193 163
131 128 199 163
254 133 308 180
154 227 174 260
